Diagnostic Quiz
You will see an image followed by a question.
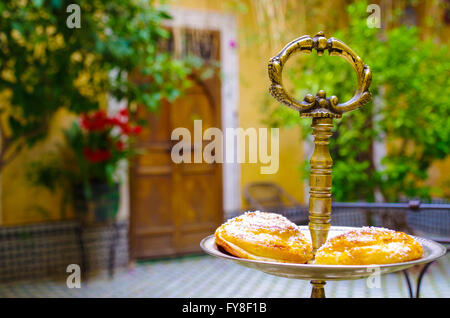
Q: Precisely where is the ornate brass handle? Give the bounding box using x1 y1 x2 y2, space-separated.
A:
268 32 372 298
268 31 372 118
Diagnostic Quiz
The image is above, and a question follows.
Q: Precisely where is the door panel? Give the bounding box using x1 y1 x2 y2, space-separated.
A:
137 98 171 143
131 175 173 230
178 172 218 224
171 89 215 131
130 30 222 259
134 234 175 258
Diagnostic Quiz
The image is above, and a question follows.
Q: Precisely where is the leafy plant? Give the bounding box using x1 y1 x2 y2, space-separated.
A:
265 0 450 202
0 0 194 171
28 108 142 218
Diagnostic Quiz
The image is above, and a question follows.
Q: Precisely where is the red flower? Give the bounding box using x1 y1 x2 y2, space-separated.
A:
108 117 122 126
119 123 142 135
83 148 111 163
119 108 129 117
115 140 125 151
81 110 109 131
106 108 130 128
130 125 142 135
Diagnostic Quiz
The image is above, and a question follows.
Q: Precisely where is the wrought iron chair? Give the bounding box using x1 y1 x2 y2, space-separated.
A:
242 182 309 224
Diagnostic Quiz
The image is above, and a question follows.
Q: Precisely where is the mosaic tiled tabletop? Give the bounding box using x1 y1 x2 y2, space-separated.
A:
0 254 448 298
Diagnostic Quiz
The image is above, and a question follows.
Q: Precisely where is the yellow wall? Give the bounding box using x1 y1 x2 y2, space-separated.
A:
1 109 77 225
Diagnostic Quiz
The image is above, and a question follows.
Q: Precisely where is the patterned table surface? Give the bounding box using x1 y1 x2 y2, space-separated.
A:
0 253 448 298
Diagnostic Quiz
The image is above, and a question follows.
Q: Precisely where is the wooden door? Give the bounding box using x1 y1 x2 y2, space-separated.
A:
129 32 222 259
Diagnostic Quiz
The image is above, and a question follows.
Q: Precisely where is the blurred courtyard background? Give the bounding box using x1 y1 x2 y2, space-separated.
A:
0 0 448 297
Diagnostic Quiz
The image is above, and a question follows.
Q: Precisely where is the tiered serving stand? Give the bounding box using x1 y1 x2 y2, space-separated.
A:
200 32 447 298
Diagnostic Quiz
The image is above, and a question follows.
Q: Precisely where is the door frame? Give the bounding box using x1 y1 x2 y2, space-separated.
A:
108 8 241 223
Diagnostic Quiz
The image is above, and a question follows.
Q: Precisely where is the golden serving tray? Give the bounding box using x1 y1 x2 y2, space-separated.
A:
200 226 447 281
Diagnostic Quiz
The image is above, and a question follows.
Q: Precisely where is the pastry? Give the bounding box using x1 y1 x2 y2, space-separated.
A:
215 211 313 263
314 227 423 265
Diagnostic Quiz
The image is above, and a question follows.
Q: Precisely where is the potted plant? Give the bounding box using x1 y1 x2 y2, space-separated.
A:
28 108 142 224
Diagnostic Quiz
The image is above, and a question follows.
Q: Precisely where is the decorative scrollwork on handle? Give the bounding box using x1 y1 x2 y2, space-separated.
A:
268 31 372 118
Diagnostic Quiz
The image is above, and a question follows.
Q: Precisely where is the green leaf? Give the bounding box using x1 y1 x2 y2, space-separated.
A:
32 0 44 8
